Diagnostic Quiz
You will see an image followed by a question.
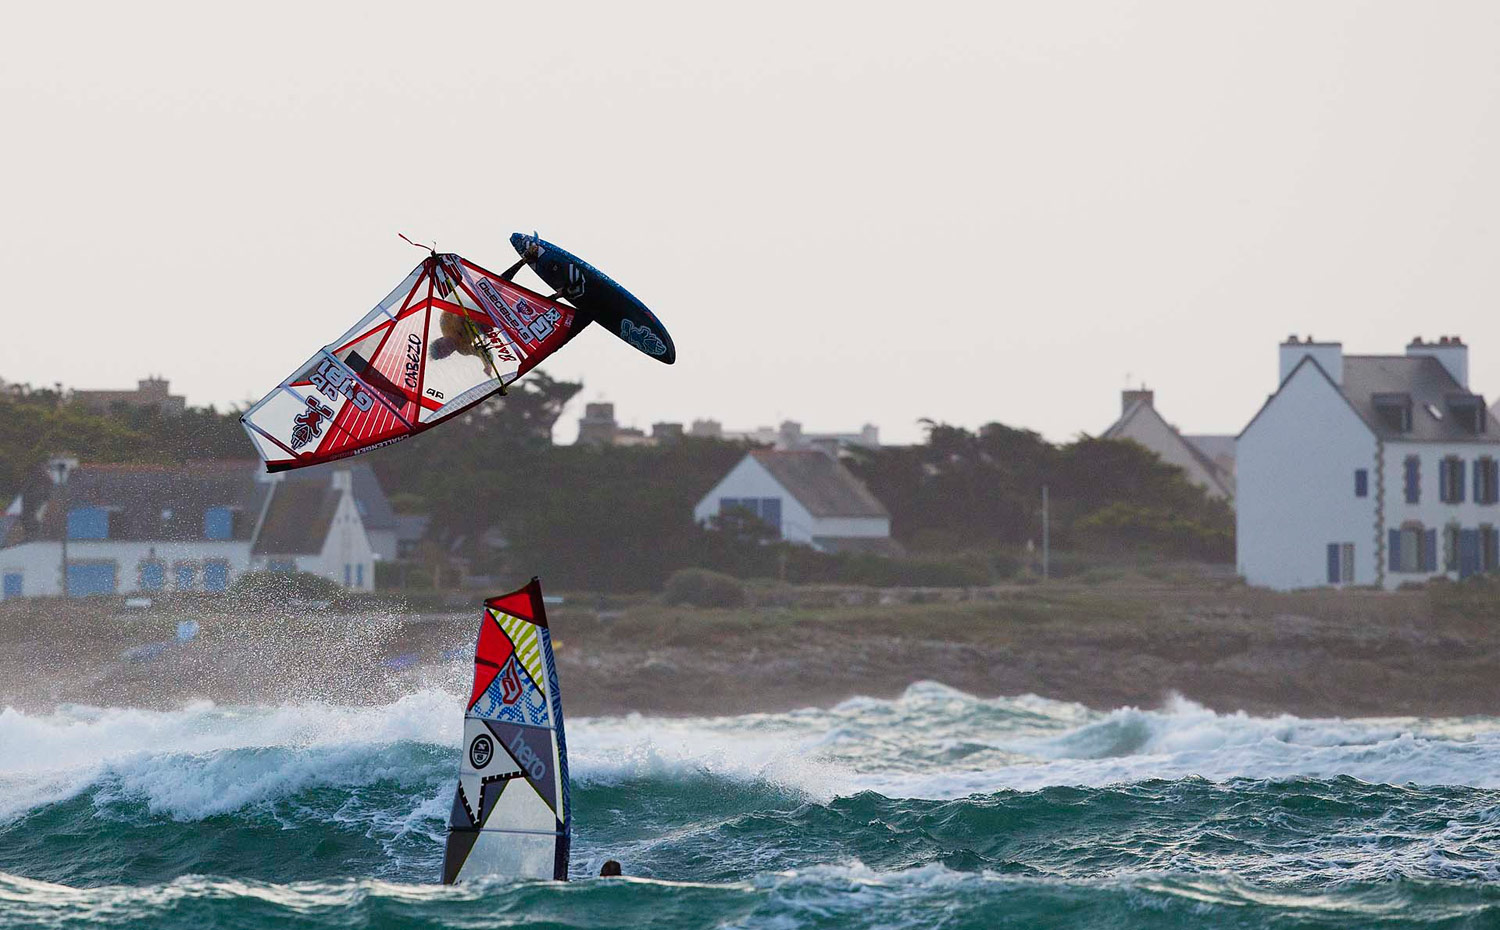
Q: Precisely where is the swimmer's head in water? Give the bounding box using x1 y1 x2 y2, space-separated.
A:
599 860 622 877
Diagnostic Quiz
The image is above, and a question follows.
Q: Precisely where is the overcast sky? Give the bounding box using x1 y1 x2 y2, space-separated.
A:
5 1 1500 445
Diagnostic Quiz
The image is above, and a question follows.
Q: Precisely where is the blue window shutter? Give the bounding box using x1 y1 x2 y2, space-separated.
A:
1490 529 1500 571
1490 465 1498 506
1457 461 1467 503
1424 529 1437 571
761 498 782 533
344 564 351 586
67 507 109 540
356 564 364 587
3 573 21 598
1327 543 1340 584
139 561 164 590
1460 529 1479 578
1476 462 1484 504
202 561 228 592
203 507 233 540
1354 469 1368 498
1440 463 1449 502
1388 530 1401 571
1404 457 1420 503
718 497 738 515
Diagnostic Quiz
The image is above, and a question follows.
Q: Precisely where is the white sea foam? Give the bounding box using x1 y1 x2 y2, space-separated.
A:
3 682 1498 821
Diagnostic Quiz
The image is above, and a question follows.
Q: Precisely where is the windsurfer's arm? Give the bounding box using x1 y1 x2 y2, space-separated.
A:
499 243 542 281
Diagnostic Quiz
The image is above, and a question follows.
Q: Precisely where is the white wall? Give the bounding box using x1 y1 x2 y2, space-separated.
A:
693 456 892 545
251 485 376 591
1237 362 1378 590
693 456 819 544
1113 406 1231 500
0 539 253 597
1381 440 1500 587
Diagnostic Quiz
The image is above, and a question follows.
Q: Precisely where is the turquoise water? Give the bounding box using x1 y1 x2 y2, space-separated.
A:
3 684 1499 928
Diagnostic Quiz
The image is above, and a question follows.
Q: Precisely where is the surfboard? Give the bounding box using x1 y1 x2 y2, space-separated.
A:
510 232 676 365
442 578 571 883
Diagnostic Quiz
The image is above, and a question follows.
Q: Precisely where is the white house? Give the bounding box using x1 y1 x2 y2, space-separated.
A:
693 450 898 554
1237 335 1500 590
1102 388 1236 501
0 459 377 598
250 469 377 591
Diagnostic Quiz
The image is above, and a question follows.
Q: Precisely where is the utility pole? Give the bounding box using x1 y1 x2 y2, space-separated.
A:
1041 485 1050 581
54 460 69 598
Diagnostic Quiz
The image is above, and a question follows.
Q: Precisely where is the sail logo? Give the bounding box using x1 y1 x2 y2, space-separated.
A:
620 319 667 356
508 730 547 781
289 396 334 450
309 358 374 412
475 279 527 336
404 334 422 390
499 660 523 705
469 734 493 769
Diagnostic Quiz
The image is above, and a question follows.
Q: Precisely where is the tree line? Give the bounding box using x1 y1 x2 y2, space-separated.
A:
0 378 1232 590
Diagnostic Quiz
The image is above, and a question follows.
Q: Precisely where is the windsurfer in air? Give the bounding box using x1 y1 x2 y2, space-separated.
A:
429 241 543 364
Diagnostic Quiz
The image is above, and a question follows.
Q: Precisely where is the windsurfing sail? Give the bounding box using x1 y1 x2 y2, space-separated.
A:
443 578 571 883
240 253 588 472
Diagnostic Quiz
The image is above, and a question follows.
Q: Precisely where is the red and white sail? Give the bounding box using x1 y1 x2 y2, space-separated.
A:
240 253 587 472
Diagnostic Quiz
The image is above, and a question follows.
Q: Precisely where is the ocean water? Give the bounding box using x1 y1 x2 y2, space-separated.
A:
2 682 1499 928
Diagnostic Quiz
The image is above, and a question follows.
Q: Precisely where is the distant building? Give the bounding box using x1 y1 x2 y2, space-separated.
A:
280 462 399 562
652 422 685 443
1238 335 1500 590
0 460 376 597
1102 388 1235 501
688 419 723 439
587 404 881 455
74 377 186 416
693 450 900 555
576 403 619 447
250 469 376 589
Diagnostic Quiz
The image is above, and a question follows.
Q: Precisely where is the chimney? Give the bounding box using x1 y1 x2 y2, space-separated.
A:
1279 335 1343 385
1406 335 1468 388
1121 388 1154 416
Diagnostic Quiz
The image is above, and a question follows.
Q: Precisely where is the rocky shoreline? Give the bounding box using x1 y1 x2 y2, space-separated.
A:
3 581 1496 718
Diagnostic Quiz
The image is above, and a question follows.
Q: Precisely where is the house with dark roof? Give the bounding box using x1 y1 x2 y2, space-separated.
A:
0 460 376 598
1238 335 1500 590
279 462 399 562
1102 389 1235 502
251 469 376 590
692 450 899 555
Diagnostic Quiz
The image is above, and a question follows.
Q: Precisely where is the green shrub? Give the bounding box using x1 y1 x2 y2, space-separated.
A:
230 570 343 603
662 568 747 608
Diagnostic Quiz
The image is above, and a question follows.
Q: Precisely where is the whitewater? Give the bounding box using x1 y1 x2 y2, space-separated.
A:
2 682 1499 928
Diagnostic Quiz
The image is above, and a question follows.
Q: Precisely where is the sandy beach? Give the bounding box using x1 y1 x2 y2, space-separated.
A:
3 579 1495 718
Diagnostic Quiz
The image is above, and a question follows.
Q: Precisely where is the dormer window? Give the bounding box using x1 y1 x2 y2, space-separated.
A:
1373 393 1413 432
1445 393 1486 434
